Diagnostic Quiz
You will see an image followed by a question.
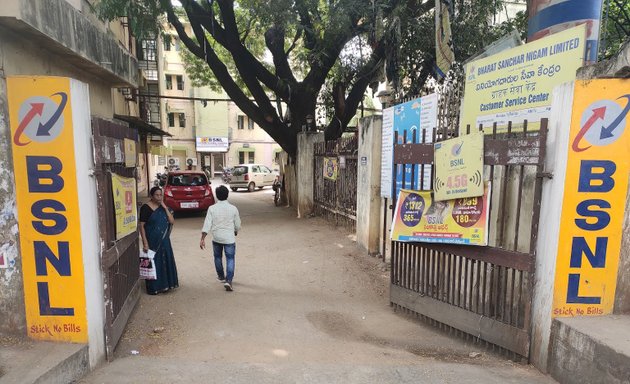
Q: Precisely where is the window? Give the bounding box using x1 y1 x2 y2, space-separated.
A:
165 75 173 90
168 113 175 127
238 152 245 164
178 113 186 128
163 37 172 51
176 75 184 90
174 37 181 51
247 118 254 130
141 40 156 61
248 152 255 164
237 115 245 130
252 165 260 173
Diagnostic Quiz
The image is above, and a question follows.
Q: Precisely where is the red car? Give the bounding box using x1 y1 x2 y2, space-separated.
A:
163 171 215 212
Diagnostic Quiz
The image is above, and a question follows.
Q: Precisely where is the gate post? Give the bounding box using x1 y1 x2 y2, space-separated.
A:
297 132 324 218
356 116 382 255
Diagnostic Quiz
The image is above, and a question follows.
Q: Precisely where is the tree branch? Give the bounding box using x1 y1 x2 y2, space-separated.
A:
265 25 298 85
182 0 288 99
294 0 318 50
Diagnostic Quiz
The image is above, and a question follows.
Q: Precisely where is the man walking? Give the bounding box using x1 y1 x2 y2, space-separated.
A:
200 185 241 291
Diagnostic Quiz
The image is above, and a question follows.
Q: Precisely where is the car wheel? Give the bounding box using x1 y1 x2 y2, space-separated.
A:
248 182 255 192
231 187 238 192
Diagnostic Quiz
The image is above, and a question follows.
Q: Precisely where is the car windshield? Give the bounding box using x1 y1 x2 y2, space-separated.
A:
232 166 248 176
168 174 208 186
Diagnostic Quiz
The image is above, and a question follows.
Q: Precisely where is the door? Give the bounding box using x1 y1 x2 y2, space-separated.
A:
93 118 141 360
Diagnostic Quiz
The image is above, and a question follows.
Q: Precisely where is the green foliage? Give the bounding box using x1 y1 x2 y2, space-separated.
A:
601 0 630 59
394 0 527 98
93 0 165 38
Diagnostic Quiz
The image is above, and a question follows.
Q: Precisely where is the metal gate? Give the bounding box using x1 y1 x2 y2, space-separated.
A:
390 120 548 359
92 117 141 360
313 136 358 228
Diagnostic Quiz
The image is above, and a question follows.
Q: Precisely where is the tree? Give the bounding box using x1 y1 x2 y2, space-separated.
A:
96 0 525 157
97 0 414 156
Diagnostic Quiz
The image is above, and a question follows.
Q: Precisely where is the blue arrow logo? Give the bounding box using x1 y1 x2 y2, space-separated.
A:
600 94 630 140
36 92 67 136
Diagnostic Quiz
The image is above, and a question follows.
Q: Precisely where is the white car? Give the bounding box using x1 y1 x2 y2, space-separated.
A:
229 164 278 192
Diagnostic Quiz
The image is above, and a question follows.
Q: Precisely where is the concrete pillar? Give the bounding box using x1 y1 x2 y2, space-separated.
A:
356 116 382 255
530 82 574 371
296 132 324 218
0 69 25 336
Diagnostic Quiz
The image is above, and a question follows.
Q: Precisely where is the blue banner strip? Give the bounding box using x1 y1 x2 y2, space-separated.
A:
527 0 603 36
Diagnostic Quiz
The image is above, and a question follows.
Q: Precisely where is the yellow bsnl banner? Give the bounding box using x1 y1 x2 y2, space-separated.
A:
391 183 491 246
7 76 88 342
553 79 630 317
461 24 586 134
111 173 137 240
434 132 484 201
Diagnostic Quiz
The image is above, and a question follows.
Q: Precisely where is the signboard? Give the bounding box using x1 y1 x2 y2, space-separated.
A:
111 173 137 239
552 79 630 317
461 24 586 134
392 94 438 198
123 138 136 167
380 107 394 198
7 76 88 342
528 0 602 63
434 132 484 201
323 157 338 181
391 183 491 246
196 136 228 152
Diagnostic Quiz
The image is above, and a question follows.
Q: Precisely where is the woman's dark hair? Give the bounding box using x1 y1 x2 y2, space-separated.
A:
215 185 229 201
150 186 162 196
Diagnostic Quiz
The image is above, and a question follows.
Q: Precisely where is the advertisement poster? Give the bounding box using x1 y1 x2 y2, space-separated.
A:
391 182 491 246
392 94 438 198
323 157 338 181
111 173 138 239
7 76 88 342
461 24 586 134
552 79 630 317
124 138 136 167
434 132 484 201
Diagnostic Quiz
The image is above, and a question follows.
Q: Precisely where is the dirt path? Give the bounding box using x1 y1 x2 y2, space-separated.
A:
79 186 556 383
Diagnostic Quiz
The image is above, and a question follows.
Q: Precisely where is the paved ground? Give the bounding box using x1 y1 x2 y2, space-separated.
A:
79 184 556 384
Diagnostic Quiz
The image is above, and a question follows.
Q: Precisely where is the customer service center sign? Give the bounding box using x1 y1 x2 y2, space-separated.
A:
461 24 586 133
7 76 88 342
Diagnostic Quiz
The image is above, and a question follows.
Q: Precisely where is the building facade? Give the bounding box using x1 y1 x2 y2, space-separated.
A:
227 101 282 171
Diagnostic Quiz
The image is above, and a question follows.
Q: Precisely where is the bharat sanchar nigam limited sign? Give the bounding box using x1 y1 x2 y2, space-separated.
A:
461 24 587 134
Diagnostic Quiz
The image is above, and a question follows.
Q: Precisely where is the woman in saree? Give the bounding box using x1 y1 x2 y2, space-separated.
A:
139 187 178 295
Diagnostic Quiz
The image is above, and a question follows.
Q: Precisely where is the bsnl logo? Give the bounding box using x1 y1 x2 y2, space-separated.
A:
18 92 75 316
567 160 615 304
566 96 628 305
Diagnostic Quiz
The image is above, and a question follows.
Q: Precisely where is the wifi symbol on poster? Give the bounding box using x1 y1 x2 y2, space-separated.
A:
469 170 482 188
435 177 445 192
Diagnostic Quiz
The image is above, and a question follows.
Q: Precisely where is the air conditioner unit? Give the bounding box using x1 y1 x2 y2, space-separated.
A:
168 157 180 167
186 157 198 166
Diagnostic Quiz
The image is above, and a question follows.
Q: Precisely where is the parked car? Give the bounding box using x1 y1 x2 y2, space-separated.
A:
229 164 277 192
163 171 215 212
